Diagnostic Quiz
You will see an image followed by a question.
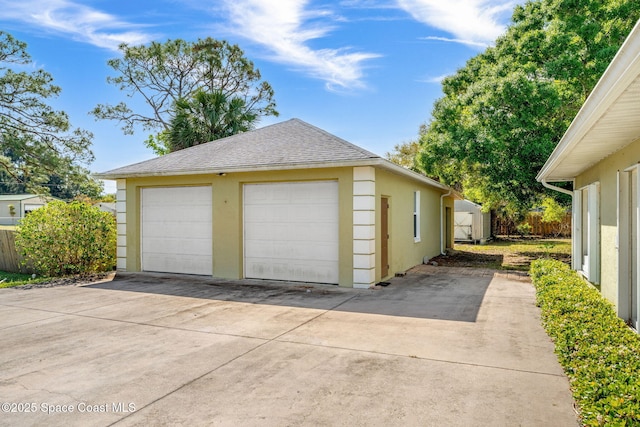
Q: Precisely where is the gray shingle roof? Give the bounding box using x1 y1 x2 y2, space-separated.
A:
97 119 381 178
0 194 41 201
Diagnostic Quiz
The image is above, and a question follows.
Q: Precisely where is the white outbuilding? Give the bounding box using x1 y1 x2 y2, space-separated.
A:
454 199 491 243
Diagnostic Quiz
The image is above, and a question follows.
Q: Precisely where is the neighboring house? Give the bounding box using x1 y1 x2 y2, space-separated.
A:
97 118 457 288
537 19 640 330
454 199 491 243
98 202 116 215
0 194 55 225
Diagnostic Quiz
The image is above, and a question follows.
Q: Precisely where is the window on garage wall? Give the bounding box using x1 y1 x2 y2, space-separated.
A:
413 191 421 243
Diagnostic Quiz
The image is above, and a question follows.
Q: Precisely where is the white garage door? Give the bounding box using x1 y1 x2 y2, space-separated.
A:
141 186 212 275
244 181 339 284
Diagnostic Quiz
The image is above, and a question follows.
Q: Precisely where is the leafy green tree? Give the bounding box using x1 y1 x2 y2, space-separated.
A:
46 166 104 200
0 31 94 195
539 196 570 236
92 38 278 155
0 148 103 200
385 135 423 172
16 201 116 276
167 90 257 152
418 0 640 217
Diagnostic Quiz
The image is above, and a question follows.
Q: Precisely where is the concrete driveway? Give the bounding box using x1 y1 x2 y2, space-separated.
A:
0 266 578 426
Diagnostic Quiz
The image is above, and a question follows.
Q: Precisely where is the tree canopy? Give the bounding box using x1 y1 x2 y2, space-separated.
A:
0 162 103 200
385 129 423 172
416 0 640 214
166 90 258 153
92 38 277 155
0 31 96 196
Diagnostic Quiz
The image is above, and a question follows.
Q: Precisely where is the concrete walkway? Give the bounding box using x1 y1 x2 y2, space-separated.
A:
0 266 578 426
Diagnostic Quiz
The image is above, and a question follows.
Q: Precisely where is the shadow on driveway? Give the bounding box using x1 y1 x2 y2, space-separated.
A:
85 268 493 323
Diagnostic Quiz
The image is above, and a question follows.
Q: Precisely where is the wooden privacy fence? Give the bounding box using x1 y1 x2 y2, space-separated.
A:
493 212 572 237
0 229 30 273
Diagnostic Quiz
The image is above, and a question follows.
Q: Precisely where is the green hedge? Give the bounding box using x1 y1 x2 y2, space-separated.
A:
530 259 640 426
15 201 116 277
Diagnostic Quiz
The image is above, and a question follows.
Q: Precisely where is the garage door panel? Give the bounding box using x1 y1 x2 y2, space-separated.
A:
144 206 211 223
143 186 209 202
245 222 337 242
142 222 212 240
142 186 212 275
245 241 338 261
246 259 338 283
244 182 336 202
244 223 338 243
244 181 339 284
143 209 211 223
142 254 212 276
244 203 337 224
143 237 212 256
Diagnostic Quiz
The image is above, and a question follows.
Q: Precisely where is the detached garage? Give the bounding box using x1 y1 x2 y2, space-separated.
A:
97 119 456 288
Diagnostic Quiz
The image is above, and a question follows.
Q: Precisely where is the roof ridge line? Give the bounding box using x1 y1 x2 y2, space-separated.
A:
289 118 380 159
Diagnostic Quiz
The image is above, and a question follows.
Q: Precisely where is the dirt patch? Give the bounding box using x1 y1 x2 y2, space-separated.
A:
429 238 571 271
12 272 115 290
430 251 504 269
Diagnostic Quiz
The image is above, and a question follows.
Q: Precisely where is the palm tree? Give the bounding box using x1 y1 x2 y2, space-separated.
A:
167 90 258 152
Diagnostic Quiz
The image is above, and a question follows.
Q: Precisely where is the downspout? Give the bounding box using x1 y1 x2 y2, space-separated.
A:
541 179 573 197
440 190 452 255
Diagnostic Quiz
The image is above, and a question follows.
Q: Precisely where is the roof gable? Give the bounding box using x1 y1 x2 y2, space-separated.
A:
97 118 379 178
97 118 455 193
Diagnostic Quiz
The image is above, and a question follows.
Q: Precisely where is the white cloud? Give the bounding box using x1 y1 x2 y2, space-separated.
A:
396 0 516 47
0 0 156 50
220 0 380 91
418 73 451 84
421 36 489 49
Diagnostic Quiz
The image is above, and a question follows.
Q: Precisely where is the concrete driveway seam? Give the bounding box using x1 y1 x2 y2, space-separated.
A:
0 302 281 342
107 294 360 426
106 337 271 427
0 309 66 331
271 338 567 378
0 271 578 426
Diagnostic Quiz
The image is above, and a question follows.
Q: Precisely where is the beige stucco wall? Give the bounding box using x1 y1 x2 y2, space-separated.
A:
575 137 640 307
123 166 452 287
375 168 452 280
124 168 355 286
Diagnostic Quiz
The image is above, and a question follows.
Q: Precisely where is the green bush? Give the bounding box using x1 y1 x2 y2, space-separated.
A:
15 201 116 276
516 222 532 236
530 259 640 426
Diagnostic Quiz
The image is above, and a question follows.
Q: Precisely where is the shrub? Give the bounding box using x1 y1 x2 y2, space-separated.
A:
15 201 116 276
516 222 532 236
540 197 570 237
530 259 640 426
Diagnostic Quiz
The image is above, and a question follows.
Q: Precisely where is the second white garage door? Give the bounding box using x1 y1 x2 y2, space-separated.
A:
141 186 212 275
244 181 339 284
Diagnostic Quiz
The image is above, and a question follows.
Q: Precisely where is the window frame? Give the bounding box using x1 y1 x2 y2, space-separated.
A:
573 182 600 283
413 190 421 243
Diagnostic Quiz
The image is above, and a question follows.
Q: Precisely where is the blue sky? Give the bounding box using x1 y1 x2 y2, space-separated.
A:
0 0 520 193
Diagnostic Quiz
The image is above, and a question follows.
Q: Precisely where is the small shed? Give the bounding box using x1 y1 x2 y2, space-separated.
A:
454 199 491 243
0 194 56 226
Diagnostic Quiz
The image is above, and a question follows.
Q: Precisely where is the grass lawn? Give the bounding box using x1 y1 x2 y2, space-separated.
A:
0 271 49 288
433 238 571 271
